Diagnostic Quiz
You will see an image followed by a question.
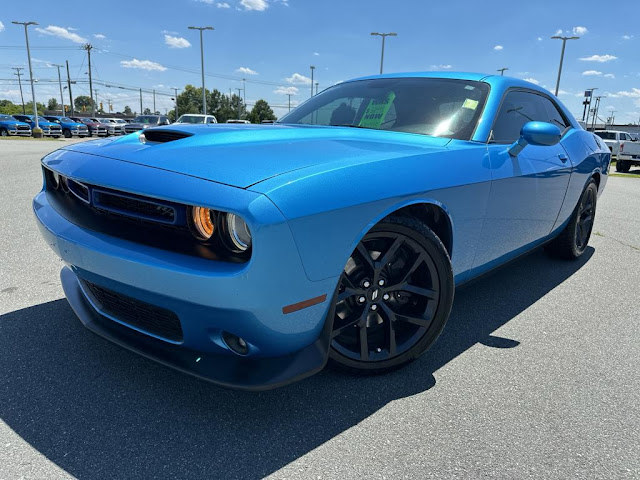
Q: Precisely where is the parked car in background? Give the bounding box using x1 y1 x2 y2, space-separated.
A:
0 114 32 136
43 116 89 138
226 119 251 124
594 130 640 172
175 114 217 124
101 118 126 135
124 115 170 134
70 117 108 137
12 114 62 137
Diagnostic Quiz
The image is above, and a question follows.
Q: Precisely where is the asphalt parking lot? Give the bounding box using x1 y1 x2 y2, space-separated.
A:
1 139 639 479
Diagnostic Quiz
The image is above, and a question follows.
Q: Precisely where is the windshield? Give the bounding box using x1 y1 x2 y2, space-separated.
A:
133 116 158 124
176 115 205 124
0 115 14 121
595 131 616 140
37 117 50 122
60 117 74 123
279 77 489 140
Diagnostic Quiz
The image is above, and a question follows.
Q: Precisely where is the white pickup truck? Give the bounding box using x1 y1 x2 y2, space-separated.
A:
594 130 640 172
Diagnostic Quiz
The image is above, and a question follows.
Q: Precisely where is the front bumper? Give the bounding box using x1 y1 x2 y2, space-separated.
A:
33 152 338 389
60 266 332 390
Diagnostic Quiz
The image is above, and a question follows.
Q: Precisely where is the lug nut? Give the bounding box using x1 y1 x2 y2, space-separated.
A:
363 280 371 288
383 293 390 301
370 304 378 311
378 279 385 286
358 296 366 304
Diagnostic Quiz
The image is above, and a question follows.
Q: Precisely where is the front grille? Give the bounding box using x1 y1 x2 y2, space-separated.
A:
17 125 30 131
93 189 176 224
83 280 183 342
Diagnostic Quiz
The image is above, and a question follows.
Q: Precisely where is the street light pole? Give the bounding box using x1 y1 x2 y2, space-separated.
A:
173 87 179 120
583 88 597 123
12 67 26 114
12 21 41 136
310 65 315 98
236 87 243 118
287 94 292 112
370 32 397 74
551 35 579 96
188 26 214 115
497 67 508 76
315 82 319 95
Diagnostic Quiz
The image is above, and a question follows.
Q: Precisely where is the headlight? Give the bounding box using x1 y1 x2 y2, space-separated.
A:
225 213 252 252
189 206 216 241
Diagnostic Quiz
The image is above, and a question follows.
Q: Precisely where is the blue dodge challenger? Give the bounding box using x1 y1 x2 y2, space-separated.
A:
34 72 609 389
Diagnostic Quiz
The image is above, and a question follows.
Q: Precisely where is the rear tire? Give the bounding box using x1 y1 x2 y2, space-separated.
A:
328 216 454 375
546 180 597 259
0 128 8 137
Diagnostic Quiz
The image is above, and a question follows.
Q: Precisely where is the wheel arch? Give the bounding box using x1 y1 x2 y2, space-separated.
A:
350 198 455 260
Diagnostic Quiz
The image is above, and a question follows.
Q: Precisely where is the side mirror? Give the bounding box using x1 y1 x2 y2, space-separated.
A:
508 121 562 156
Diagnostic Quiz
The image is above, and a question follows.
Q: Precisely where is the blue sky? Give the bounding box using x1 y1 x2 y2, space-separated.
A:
1 0 639 121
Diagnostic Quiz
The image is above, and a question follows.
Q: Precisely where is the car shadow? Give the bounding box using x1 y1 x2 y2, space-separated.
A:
0 247 593 479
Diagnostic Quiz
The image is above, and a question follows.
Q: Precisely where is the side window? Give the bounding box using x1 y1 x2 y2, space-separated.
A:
541 97 569 130
619 133 627 141
492 91 548 143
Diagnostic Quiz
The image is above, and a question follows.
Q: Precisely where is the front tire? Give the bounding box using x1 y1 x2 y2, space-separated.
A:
0 128 8 137
328 216 454 375
546 179 597 259
63 129 72 138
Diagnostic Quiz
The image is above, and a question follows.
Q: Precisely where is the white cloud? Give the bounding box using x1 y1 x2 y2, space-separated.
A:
286 73 312 85
120 58 167 71
313 52 320 56
582 70 602 76
523 77 540 85
554 29 563 36
35 25 86 44
617 88 640 98
217 1 231 6
241 0 268 10
622 34 633 40
430 64 452 70
164 34 191 48
236 67 258 75
579 54 617 63
573 26 588 36
557 90 570 96
93 33 106 40
0 21 5 33
604 73 615 79
275 86 299 96
493 45 503 51
537 36 543 41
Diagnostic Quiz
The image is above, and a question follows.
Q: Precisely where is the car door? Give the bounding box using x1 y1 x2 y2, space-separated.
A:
473 89 572 268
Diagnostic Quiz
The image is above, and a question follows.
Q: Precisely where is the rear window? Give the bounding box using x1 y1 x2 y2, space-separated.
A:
595 131 616 140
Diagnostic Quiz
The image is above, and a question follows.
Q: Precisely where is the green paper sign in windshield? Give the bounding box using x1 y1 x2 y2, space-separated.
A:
359 92 396 128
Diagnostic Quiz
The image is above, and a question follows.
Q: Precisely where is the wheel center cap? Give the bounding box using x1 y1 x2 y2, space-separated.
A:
371 289 379 301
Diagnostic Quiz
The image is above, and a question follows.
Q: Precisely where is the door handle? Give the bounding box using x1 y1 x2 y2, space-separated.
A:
558 153 569 163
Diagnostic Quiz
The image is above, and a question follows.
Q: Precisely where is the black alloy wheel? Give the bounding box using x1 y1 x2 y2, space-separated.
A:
328 216 454 374
546 179 598 259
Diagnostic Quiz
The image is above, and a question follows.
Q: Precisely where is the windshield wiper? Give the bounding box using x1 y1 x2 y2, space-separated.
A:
330 124 369 129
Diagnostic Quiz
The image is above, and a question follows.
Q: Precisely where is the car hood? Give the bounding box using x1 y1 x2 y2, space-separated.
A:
0 120 28 127
59 124 451 189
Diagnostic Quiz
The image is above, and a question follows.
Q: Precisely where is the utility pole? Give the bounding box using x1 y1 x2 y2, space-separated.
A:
94 89 99 113
51 64 65 114
242 78 246 109
172 87 179 120
287 94 292 112
370 32 397 74
153 89 156 114
236 87 243 118
551 35 579 96
497 67 508 76
609 110 616 126
12 21 41 136
139 88 143 115
315 82 319 95
310 66 315 98
591 96 606 130
65 60 74 116
188 26 214 115
83 43 95 116
12 67 26 114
